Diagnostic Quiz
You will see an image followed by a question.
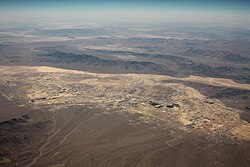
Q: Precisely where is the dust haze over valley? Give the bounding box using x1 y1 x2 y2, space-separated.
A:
1 0 250 167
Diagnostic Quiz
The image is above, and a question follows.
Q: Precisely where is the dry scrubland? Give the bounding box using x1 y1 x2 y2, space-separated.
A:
0 66 250 167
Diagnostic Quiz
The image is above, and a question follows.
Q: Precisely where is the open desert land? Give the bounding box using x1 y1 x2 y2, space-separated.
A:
0 66 250 167
1 24 250 84
1 0 250 166
0 20 250 167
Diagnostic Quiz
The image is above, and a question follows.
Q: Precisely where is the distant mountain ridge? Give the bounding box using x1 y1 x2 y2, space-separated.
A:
37 51 176 75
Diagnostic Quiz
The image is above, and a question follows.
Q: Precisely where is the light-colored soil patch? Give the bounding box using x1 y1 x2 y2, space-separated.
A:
233 124 250 140
179 113 192 126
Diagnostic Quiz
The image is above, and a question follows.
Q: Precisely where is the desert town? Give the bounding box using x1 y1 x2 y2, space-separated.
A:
1 66 249 145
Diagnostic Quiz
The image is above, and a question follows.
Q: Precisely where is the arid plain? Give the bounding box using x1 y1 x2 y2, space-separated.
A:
0 66 249 167
1 23 250 167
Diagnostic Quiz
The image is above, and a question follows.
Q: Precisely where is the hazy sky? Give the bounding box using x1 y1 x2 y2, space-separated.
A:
0 0 250 26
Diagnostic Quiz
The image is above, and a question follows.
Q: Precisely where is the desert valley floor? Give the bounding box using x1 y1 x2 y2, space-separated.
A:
0 66 249 167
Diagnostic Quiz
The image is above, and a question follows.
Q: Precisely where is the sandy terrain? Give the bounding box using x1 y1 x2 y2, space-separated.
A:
0 66 250 167
4 65 248 90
